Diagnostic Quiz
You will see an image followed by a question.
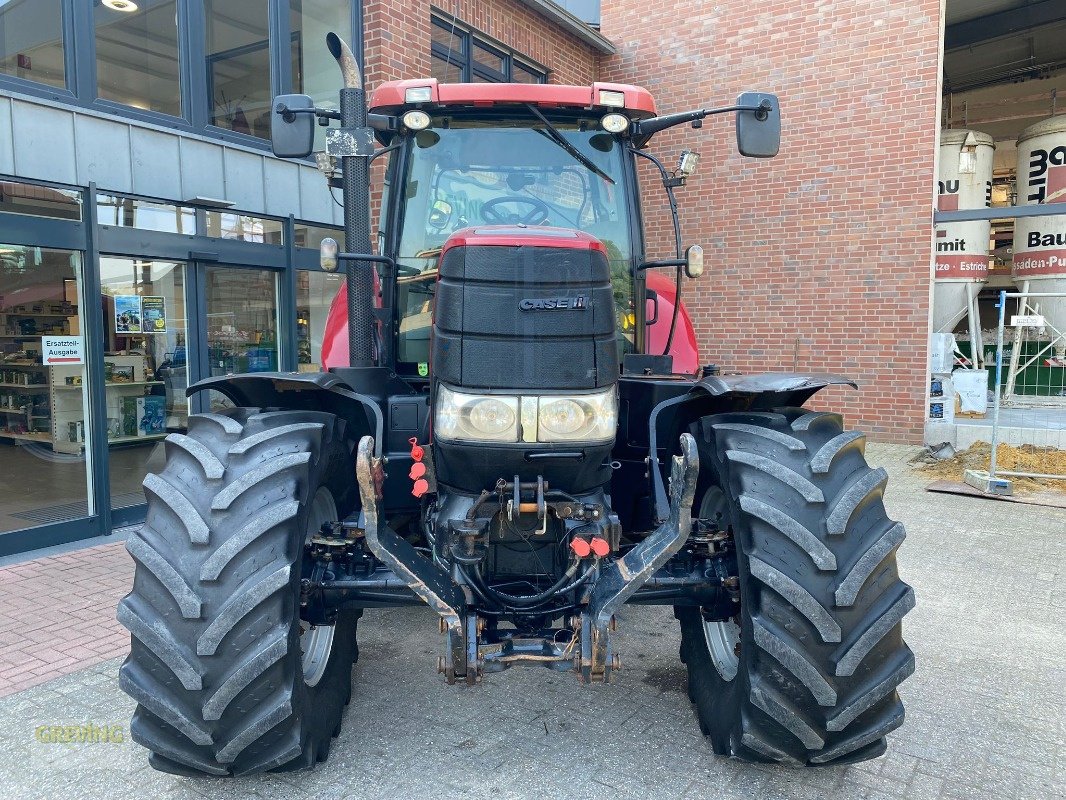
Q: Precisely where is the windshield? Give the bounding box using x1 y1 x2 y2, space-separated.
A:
393 116 635 369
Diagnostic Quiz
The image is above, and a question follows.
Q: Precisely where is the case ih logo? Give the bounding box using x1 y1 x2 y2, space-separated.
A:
519 296 588 311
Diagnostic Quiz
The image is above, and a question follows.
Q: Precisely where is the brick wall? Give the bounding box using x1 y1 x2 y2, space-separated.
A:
600 1 943 441
365 0 599 90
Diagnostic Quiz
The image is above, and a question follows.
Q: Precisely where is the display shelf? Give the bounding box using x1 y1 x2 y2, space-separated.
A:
54 381 164 390
0 431 52 443
0 408 28 415
0 383 49 389
107 433 168 445
0 312 74 318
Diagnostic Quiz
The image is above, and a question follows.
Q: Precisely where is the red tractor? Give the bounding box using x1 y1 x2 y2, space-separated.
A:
119 33 913 776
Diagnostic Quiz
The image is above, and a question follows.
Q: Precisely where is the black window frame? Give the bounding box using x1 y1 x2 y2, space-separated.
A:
0 0 362 151
430 14 548 84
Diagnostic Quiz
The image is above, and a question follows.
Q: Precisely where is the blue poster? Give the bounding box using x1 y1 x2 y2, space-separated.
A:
114 295 142 334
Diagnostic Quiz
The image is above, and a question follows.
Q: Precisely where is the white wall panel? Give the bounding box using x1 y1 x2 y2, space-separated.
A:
11 101 76 185
299 165 333 223
74 116 133 193
178 138 225 202
223 148 265 214
263 158 301 217
130 127 181 199
0 94 335 225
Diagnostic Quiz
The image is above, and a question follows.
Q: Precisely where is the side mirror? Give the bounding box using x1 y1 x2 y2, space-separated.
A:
684 244 704 278
735 91 780 158
271 94 315 158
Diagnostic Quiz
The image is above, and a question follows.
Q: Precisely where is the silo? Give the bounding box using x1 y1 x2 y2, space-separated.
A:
1013 115 1066 360
934 130 994 347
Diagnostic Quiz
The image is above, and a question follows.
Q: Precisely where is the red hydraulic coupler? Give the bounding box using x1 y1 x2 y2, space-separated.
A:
569 537 592 559
589 537 611 558
409 438 429 497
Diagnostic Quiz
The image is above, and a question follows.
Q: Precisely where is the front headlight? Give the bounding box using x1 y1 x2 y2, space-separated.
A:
435 385 617 444
435 386 519 442
538 387 617 442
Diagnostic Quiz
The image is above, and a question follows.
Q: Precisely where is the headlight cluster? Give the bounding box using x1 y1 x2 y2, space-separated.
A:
435 385 616 444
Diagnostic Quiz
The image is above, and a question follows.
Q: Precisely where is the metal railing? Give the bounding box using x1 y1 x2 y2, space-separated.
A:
989 289 1066 484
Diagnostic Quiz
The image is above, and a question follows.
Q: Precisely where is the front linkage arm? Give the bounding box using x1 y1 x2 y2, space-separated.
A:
584 433 699 682
354 434 699 685
355 437 471 683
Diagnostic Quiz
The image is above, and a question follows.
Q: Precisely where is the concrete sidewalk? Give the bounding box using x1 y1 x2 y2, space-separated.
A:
0 443 1063 799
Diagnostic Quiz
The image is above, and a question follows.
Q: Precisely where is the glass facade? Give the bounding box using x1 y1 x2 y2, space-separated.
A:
205 0 273 136
0 173 342 553
97 195 195 234
0 0 66 89
205 211 285 244
94 0 182 116
0 1 356 144
290 0 350 150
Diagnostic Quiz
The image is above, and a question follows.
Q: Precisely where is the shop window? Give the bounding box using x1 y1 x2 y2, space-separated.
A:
297 269 343 371
294 221 342 250
98 257 187 510
204 211 285 244
97 195 195 234
0 0 67 89
205 0 273 137
290 0 350 150
94 0 181 117
0 181 81 221
430 15 547 84
205 266 280 410
0 244 91 532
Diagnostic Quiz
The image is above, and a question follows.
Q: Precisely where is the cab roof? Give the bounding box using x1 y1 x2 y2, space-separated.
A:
369 79 657 118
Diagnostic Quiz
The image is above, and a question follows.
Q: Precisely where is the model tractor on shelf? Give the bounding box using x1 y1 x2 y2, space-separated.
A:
119 33 914 776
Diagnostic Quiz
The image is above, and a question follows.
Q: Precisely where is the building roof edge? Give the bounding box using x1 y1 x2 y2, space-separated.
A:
513 0 616 55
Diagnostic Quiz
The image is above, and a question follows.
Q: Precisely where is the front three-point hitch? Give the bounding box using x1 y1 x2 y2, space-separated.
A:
336 434 700 685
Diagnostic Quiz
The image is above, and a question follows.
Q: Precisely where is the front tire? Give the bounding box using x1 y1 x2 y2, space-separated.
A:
678 408 915 766
118 408 359 776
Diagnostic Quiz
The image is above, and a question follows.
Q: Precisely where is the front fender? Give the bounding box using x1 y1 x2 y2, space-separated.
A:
187 372 384 455
646 372 857 521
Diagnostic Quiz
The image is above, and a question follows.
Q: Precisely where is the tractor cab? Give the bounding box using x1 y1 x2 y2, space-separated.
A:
339 79 671 377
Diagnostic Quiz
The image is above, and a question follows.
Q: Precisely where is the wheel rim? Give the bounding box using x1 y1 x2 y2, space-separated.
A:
301 486 337 688
698 485 741 682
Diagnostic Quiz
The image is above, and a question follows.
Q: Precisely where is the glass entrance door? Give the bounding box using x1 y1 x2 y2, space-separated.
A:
0 244 92 533
99 257 188 511
203 265 281 411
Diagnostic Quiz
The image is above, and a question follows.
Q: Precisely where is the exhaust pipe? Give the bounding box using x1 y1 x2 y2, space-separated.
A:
326 32 361 89
327 32 375 369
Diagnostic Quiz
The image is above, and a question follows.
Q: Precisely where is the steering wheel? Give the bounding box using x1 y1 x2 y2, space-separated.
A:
479 196 551 225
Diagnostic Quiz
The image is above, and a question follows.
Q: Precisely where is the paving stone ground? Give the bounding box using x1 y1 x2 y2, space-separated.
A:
0 443 1063 799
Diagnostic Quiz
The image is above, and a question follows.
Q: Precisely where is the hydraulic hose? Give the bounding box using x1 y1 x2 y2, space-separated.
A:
470 560 596 609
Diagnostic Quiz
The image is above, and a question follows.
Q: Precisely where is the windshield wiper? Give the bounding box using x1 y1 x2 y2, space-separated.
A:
525 104 615 185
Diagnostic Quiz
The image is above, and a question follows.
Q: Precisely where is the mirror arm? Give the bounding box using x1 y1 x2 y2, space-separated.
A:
637 258 685 271
633 99 773 142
